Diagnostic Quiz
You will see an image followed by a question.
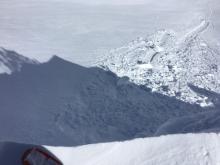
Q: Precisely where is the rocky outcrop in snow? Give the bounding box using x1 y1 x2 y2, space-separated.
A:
98 20 220 106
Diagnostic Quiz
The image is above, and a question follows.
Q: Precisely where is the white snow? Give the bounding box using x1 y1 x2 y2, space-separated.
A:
179 20 210 45
0 1 219 164
0 0 216 66
137 63 153 69
98 20 220 106
46 133 220 165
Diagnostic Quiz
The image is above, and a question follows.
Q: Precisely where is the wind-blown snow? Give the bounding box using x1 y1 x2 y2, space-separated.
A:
46 133 220 165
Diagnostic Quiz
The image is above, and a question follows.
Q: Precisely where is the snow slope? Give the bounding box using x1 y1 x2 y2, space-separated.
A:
0 47 38 74
156 110 220 136
0 0 214 65
98 20 220 106
0 49 219 164
45 133 220 165
155 86 220 135
0 51 212 146
1 133 220 165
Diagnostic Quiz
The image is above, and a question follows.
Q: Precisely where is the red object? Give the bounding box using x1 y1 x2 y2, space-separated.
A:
22 147 63 165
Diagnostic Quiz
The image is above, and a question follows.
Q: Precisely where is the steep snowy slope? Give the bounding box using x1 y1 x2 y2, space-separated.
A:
99 20 220 106
46 133 220 165
0 52 209 146
0 47 38 74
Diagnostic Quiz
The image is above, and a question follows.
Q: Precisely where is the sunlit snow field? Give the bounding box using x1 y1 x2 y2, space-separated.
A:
0 0 219 65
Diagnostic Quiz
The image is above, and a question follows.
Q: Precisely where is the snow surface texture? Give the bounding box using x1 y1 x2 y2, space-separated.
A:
2 49 219 146
46 133 220 165
0 47 38 74
0 0 215 64
98 20 220 107
0 133 220 165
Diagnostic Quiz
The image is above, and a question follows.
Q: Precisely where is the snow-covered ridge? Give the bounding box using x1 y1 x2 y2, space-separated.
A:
98 20 220 106
46 133 220 165
0 47 38 74
1 133 220 165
